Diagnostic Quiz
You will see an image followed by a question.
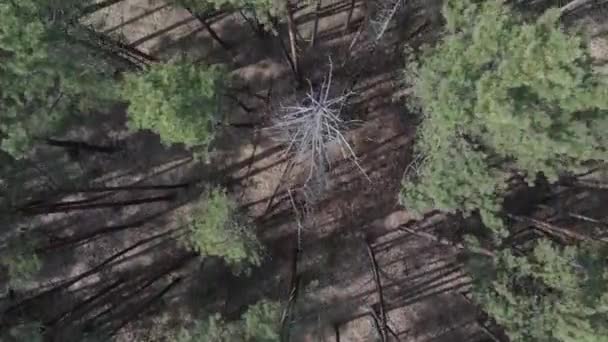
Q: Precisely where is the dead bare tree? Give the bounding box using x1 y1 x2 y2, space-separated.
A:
270 60 368 201
285 0 301 81
369 0 404 41
366 241 388 342
560 0 605 15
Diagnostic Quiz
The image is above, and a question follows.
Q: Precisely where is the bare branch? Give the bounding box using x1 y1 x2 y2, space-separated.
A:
370 0 404 41
269 59 369 201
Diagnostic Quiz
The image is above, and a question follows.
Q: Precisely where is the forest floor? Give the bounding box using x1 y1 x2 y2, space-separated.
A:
2 0 608 341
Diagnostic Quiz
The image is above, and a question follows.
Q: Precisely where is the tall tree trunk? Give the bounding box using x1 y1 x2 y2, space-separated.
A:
108 254 192 336
21 194 176 215
184 7 231 51
42 207 176 251
366 241 388 342
508 214 608 243
103 36 158 64
45 277 127 327
344 0 355 34
274 24 300 83
239 9 266 39
2 228 182 320
311 0 322 47
59 183 191 193
100 255 191 326
284 0 301 84
83 28 159 64
20 182 189 212
68 34 143 70
110 276 183 335
334 324 341 342
223 93 253 113
560 0 595 15
280 246 301 341
80 0 126 17
45 138 120 154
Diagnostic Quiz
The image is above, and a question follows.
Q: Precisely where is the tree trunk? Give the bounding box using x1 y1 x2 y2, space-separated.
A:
82 28 158 64
508 214 608 243
45 277 127 327
21 194 176 215
42 208 176 251
334 324 341 342
2 228 182 320
20 182 189 212
239 9 267 39
311 0 322 47
560 0 595 15
344 0 355 34
109 263 189 336
398 225 495 257
184 7 231 51
572 179 608 190
45 138 120 154
59 183 190 193
68 34 143 70
365 241 388 342
80 0 126 17
284 0 301 84
88 254 194 329
569 212 608 227
223 93 253 113
274 25 300 84
280 246 301 341
100 35 158 63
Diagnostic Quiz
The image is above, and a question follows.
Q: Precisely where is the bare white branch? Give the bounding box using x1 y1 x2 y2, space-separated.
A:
269 59 369 201
370 0 404 41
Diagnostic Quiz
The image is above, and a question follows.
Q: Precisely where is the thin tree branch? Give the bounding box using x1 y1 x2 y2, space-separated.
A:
365 241 387 342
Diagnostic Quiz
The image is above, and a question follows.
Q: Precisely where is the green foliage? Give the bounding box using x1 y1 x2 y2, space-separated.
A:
0 321 43 342
400 0 608 234
242 300 282 341
122 62 226 152
176 313 243 342
1 235 42 287
468 239 608 342
0 0 116 157
182 188 262 269
174 0 282 30
176 300 281 342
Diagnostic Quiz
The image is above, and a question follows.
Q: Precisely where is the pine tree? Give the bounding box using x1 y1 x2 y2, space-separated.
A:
0 321 43 342
468 239 608 342
175 0 282 26
121 62 227 153
1 234 42 287
242 300 282 341
0 0 117 158
400 0 608 234
181 187 263 270
176 300 281 342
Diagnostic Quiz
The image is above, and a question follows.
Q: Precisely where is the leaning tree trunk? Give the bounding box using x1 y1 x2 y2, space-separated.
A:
560 0 596 15
284 0 302 85
79 0 126 17
183 7 231 51
2 228 182 322
20 194 176 215
45 277 127 327
83 28 159 64
311 0 322 47
45 138 120 154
